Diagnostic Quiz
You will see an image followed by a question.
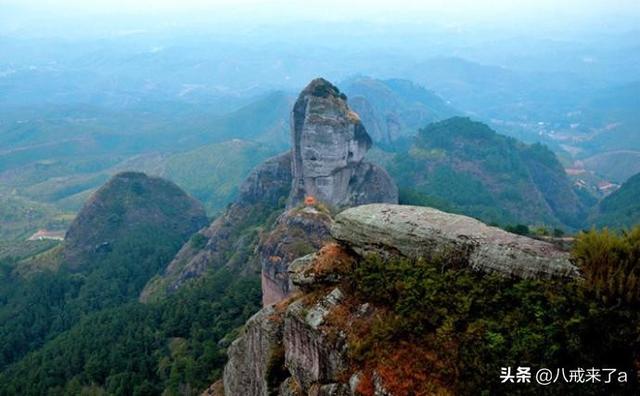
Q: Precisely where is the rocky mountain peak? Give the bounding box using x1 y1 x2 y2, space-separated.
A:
289 78 393 208
298 77 348 101
143 78 398 302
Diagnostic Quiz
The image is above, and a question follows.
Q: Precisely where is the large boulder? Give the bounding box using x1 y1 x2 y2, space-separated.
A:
331 204 579 279
288 78 397 208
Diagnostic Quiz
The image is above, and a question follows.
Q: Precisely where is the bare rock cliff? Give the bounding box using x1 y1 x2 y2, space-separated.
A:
145 78 399 300
220 204 579 396
259 206 334 306
288 78 398 209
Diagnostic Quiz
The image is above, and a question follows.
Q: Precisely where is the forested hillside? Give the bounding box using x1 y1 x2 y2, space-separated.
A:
0 172 262 394
591 172 640 229
387 117 587 229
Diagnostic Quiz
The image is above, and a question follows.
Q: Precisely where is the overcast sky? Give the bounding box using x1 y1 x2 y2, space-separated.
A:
2 0 639 38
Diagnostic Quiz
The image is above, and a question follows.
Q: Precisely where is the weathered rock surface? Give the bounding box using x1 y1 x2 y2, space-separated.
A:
140 152 292 301
331 204 579 279
220 198 583 395
223 284 352 396
284 288 347 392
223 305 285 396
259 206 333 306
201 380 225 396
289 243 354 292
239 151 293 206
257 79 398 307
288 78 398 208
145 78 399 302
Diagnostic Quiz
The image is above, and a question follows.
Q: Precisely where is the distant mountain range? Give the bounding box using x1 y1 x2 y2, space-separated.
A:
342 76 458 144
0 68 637 242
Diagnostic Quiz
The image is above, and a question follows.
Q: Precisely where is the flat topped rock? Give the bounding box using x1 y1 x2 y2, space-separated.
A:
331 204 579 279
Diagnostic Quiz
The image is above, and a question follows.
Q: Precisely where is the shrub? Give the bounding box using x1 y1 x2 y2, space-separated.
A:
189 233 208 250
505 224 530 236
345 250 640 395
573 226 640 305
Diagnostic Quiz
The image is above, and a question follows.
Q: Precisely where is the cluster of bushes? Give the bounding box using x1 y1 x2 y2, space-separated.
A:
503 224 565 237
574 227 640 305
346 226 640 395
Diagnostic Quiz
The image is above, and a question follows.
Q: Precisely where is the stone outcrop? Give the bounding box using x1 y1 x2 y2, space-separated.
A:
283 288 348 392
331 204 579 279
223 305 286 396
144 78 400 301
220 203 585 395
259 206 333 306
221 239 379 396
288 78 398 209
238 151 294 206
256 78 398 306
140 152 292 301
223 284 351 396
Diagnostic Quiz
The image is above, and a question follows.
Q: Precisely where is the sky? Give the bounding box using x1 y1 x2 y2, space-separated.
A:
2 0 639 39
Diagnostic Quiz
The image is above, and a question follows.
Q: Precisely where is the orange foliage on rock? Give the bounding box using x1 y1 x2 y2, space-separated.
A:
355 373 375 396
312 242 355 274
354 343 453 396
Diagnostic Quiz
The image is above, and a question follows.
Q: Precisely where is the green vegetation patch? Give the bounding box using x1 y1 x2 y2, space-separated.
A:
346 226 640 395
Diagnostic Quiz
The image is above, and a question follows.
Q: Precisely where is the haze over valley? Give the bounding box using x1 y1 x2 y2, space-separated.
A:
2 2 639 240
1 2 639 394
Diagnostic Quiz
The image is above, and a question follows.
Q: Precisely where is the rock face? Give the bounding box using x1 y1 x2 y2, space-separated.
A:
220 204 582 395
220 204 582 396
140 152 292 301
283 288 347 392
223 285 350 396
223 305 285 396
144 78 399 300
64 171 208 270
288 78 398 208
255 78 398 306
259 206 333 306
331 204 579 279
239 151 294 206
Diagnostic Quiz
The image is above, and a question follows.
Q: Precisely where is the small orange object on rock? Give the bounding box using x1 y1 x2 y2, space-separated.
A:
304 196 316 206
